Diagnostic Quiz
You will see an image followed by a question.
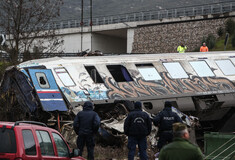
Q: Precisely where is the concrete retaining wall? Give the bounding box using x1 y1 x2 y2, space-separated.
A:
132 18 229 53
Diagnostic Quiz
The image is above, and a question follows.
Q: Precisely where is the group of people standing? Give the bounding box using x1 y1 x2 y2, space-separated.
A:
73 101 203 160
177 42 209 53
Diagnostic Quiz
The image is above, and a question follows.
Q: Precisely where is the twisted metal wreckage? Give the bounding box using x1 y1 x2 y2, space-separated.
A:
0 52 235 147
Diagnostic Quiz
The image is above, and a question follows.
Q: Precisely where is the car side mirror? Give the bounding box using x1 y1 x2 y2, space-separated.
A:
70 148 80 157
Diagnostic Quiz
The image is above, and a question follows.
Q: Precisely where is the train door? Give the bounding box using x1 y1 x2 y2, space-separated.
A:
28 69 68 112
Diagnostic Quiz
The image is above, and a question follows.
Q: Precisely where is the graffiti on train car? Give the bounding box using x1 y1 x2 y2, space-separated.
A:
60 71 109 102
105 72 235 99
61 87 108 101
58 71 235 102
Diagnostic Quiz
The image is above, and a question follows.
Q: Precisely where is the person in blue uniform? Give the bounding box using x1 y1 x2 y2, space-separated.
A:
124 101 152 160
73 101 100 160
153 101 182 151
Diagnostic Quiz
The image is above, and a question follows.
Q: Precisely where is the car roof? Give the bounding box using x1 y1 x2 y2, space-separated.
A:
0 121 56 132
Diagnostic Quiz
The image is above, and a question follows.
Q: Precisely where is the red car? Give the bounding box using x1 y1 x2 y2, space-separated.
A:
0 121 85 160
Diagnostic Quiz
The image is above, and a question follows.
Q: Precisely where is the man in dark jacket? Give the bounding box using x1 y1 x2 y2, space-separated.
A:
159 123 203 160
124 101 152 160
153 101 182 151
73 101 100 160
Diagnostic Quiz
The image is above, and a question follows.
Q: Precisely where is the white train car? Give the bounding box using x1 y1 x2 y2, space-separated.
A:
1 51 235 132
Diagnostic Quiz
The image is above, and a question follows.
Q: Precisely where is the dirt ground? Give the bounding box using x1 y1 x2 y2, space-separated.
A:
81 142 157 160
65 125 158 159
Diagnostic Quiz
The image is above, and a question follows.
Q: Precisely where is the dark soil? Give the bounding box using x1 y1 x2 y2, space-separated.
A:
81 142 157 160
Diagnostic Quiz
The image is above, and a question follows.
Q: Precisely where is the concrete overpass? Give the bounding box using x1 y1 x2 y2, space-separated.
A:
51 2 235 54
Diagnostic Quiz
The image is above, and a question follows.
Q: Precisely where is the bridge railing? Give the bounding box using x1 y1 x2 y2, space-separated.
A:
46 1 235 30
0 2 234 33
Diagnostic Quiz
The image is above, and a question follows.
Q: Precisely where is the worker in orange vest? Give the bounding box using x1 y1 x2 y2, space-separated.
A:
200 42 209 52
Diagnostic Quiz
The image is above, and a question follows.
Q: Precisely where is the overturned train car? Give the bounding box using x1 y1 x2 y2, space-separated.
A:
0 51 235 137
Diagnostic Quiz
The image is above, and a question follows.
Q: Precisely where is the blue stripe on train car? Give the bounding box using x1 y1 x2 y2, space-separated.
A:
28 69 68 112
40 100 68 111
37 91 63 99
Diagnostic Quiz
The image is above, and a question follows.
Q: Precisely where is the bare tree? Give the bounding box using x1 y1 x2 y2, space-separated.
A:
0 0 64 63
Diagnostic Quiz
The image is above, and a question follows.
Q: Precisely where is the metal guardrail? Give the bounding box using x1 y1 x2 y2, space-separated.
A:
47 2 235 30
0 2 234 33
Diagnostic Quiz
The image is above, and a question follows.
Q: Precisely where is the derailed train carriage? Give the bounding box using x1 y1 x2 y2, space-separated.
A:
0 51 235 146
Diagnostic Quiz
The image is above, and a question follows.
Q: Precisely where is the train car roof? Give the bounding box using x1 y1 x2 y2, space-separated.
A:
17 51 235 68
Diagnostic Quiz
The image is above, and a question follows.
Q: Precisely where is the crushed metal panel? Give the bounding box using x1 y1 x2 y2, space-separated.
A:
0 67 38 113
60 122 77 149
172 107 191 126
101 118 125 133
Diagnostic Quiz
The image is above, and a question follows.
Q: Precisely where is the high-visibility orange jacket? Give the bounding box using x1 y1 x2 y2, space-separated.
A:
200 46 209 52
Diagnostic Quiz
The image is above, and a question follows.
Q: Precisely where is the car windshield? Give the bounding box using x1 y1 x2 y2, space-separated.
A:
0 127 16 153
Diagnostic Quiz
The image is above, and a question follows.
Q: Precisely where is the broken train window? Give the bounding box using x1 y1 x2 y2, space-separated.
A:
35 72 50 89
85 66 104 83
106 65 133 82
54 68 75 87
136 63 162 81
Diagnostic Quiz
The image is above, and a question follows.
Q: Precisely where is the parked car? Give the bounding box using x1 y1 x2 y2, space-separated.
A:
0 121 85 160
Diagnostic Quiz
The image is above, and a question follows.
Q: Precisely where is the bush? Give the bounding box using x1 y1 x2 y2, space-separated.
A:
206 34 216 49
217 27 224 37
225 18 235 35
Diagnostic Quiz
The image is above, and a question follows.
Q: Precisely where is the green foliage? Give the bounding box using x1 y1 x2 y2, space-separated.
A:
206 34 216 49
206 19 235 51
212 37 225 51
217 27 224 37
210 34 235 51
225 18 235 35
